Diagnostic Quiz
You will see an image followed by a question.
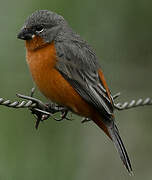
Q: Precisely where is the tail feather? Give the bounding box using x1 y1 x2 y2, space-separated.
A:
92 116 132 174
108 123 133 174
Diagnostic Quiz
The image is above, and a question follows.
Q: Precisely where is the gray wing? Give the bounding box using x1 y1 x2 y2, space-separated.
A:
55 39 114 120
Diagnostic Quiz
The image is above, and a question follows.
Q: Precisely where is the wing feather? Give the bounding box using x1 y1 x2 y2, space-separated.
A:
55 40 114 120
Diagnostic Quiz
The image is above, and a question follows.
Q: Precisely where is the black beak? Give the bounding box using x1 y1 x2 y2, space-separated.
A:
17 28 33 40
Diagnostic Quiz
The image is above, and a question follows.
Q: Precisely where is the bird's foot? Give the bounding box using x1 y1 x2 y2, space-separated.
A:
54 108 72 122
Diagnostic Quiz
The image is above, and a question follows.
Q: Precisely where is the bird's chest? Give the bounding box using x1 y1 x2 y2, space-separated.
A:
26 41 60 101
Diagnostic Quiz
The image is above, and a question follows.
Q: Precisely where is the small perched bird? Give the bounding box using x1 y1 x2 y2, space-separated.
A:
17 10 132 174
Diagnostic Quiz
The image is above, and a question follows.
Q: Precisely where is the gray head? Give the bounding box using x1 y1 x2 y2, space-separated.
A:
17 10 67 42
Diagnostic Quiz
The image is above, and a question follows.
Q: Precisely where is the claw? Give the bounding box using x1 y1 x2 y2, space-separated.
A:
54 109 72 121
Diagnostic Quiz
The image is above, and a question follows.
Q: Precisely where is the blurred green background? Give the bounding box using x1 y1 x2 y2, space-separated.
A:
0 0 152 179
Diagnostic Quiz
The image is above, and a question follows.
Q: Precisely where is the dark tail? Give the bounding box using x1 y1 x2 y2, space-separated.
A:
107 122 133 175
92 115 133 174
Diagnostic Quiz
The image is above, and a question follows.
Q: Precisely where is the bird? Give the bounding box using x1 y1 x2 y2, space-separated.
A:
17 10 132 174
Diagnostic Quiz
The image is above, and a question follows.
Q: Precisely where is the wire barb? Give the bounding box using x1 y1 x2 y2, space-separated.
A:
16 91 69 129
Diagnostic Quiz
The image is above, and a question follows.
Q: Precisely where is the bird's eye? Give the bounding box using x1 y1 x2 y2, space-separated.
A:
35 25 44 33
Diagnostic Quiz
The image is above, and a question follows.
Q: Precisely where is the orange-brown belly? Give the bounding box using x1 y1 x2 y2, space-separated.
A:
26 42 93 117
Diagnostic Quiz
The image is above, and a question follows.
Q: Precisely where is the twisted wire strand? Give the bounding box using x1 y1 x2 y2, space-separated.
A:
114 97 152 110
0 94 152 112
0 94 67 120
0 97 35 108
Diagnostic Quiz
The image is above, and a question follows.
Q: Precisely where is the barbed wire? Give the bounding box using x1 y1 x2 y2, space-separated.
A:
0 92 152 111
0 90 152 128
114 97 152 110
0 97 34 108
